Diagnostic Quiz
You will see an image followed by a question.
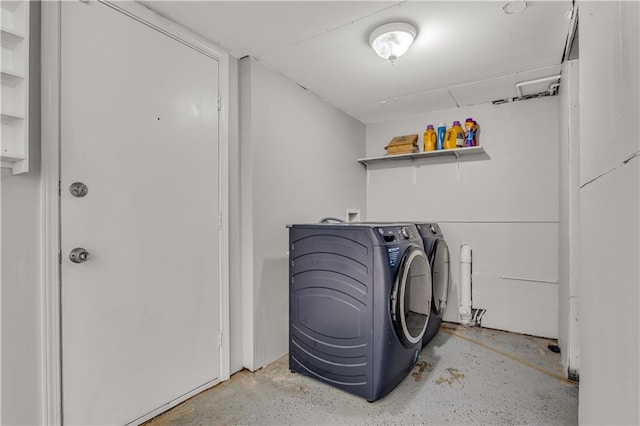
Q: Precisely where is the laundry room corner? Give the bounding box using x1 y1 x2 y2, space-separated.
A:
238 57 367 371
3 0 640 423
365 97 561 338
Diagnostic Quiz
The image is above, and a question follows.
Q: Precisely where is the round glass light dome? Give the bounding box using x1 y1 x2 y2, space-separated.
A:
369 22 417 61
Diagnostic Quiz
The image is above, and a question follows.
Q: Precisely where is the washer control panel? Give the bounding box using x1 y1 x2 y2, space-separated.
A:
377 225 418 243
401 226 410 239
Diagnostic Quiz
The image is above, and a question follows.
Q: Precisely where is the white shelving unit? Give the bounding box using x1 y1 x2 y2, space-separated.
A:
1 0 29 174
357 146 485 166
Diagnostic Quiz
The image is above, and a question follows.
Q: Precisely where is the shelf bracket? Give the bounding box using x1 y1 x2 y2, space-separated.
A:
366 165 370 188
411 158 417 184
456 152 461 182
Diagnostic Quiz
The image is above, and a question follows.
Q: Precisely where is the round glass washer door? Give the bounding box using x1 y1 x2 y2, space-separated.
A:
431 240 451 315
391 245 432 347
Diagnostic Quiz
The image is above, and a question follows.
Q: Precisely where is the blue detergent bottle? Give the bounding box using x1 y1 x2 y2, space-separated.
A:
436 122 446 150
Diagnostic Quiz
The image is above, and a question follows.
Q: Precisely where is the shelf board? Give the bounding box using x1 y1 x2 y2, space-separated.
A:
1 154 28 175
0 1 24 13
1 69 25 87
1 111 25 124
1 27 25 49
1 152 26 163
357 146 486 166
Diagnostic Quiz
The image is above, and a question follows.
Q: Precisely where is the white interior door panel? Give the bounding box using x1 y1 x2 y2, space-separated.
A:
60 2 221 424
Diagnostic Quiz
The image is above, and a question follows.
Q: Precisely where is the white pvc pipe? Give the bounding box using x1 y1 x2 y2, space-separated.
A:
459 244 472 324
516 74 561 97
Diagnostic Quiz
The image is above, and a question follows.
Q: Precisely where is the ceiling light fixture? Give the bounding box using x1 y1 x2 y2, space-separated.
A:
369 22 417 62
502 0 527 14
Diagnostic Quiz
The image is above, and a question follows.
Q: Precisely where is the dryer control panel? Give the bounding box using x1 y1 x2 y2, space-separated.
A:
416 222 442 238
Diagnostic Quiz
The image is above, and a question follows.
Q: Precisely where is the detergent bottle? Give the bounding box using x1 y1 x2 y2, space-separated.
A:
472 120 479 146
464 118 475 147
444 121 465 149
436 123 446 150
423 125 436 151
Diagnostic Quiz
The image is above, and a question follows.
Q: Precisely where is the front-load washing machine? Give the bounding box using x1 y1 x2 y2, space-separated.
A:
415 222 451 348
288 223 432 401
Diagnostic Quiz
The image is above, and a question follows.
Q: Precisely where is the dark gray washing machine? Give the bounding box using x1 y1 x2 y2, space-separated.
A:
288 223 432 401
415 223 451 348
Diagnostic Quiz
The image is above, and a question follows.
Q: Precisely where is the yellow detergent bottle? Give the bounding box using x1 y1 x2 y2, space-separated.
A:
423 125 436 151
444 120 465 149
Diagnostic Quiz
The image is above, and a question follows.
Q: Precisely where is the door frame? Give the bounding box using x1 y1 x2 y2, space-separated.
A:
40 1 231 424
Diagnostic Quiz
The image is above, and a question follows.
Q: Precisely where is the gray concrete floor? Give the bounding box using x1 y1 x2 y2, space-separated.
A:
146 323 578 425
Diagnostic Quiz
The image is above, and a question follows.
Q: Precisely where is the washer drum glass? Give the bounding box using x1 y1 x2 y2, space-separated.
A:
391 245 432 346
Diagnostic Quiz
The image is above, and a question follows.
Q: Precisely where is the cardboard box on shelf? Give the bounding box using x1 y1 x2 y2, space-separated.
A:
386 145 419 155
384 134 419 156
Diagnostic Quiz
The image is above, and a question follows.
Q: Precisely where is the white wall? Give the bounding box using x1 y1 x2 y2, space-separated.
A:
1 2 42 424
366 98 560 338
558 59 580 378
239 57 366 370
578 1 639 424
227 55 243 375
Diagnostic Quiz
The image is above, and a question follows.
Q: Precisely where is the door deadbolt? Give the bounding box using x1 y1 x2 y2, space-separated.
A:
69 248 90 263
70 182 88 197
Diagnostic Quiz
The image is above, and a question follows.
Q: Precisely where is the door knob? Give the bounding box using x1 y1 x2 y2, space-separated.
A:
69 248 90 263
69 182 88 198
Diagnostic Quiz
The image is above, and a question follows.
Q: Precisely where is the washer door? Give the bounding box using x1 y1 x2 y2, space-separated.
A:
432 240 451 315
391 245 432 347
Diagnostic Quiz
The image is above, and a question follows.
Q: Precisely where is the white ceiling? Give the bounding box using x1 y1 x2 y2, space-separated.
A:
142 1 574 124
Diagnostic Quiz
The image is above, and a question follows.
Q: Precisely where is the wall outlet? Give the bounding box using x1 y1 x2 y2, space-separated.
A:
346 208 361 222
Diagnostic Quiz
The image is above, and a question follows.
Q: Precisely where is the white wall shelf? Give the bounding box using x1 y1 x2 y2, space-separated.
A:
357 145 485 166
1 69 25 86
0 151 26 163
1 28 24 48
1 111 25 123
1 0 29 174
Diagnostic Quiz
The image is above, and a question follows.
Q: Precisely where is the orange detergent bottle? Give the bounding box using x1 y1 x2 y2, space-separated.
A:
423 125 436 151
444 120 465 149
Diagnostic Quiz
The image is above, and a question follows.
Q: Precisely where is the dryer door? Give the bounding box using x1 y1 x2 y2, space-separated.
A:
432 240 451 315
391 245 432 347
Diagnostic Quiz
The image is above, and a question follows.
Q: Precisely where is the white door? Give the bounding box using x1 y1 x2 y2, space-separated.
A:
60 2 221 424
